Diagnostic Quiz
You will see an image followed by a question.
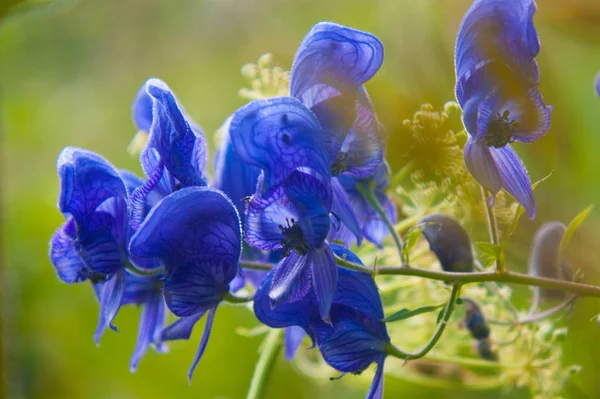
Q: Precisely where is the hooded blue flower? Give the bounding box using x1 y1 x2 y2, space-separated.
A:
245 168 338 321
331 163 397 248
254 245 389 399
129 78 207 230
129 186 241 381
419 213 474 273
49 147 130 343
455 0 552 218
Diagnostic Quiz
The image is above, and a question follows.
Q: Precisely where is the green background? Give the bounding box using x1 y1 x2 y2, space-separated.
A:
2 0 600 398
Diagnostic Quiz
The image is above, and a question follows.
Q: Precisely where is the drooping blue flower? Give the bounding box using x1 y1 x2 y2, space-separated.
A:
245 168 338 321
331 163 397 248
49 147 130 343
461 298 497 360
253 244 389 398
455 0 552 218
419 213 474 273
129 186 241 381
130 78 207 229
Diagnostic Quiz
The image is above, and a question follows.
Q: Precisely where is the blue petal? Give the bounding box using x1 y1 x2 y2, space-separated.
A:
329 243 363 265
121 272 162 306
49 220 88 283
130 187 242 315
308 95 356 161
161 312 204 341
331 177 363 245
188 307 217 383
284 326 307 361
244 184 293 251
334 268 384 321
464 137 502 194
308 246 338 322
132 82 154 132
419 213 474 273
455 0 541 87
269 252 311 307
366 356 386 399
596 73 600 96
140 148 176 196
57 147 128 230
139 79 207 188
129 291 166 372
489 144 536 218
213 117 262 218
94 270 126 344
291 22 384 107
498 87 552 143
229 97 331 189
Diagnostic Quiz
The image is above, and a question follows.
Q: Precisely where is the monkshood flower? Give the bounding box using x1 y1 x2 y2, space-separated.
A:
455 0 552 218
462 298 497 360
245 168 337 321
49 147 129 343
528 221 572 300
254 244 389 399
129 186 241 381
332 163 397 248
130 78 207 229
419 213 474 273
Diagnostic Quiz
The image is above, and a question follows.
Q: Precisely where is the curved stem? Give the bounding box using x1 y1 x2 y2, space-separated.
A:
386 284 462 360
489 295 577 326
481 187 503 272
124 262 163 278
356 181 404 259
240 259 600 298
246 328 283 399
224 292 254 304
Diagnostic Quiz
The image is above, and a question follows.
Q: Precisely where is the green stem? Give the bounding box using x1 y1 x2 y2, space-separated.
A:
489 295 577 326
356 181 404 259
224 292 254 304
386 284 462 360
246 329 283 399
481 187 503 272
124 262 163 277
390 160 416 187
240 259 600 299
473 260 519 320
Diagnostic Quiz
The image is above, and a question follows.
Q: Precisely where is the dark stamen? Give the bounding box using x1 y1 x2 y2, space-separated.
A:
484 110 519 148
277 217 309 256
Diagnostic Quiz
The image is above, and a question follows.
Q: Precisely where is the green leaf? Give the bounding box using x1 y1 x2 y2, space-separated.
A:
401 224 425 264
384 303 445 323
560 205 593 256
474 242 500 267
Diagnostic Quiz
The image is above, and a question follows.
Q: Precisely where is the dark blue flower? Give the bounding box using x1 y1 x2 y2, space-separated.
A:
595 72 600 96
245 169 337 321
455 0 552 218
130 78 207 229
461 298 497 360
419 213 474 273
332 163 397 248
254 244 388 399
49 147 130 343
129 186 241 381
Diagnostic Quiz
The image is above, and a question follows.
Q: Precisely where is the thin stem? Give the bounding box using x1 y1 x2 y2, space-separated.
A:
386 284 462 360
390 160 416 187
239 260 272 271
240 258 600 299
224 292 254 304
246 329 283 399
489 295 577 326
474 259 519 320
481 187 504 273
124 262 163 277
356 181 403 259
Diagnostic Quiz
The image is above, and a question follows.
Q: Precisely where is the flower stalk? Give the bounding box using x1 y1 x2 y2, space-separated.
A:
246 328 283 399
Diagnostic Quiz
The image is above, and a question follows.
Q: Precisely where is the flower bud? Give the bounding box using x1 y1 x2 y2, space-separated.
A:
420 213 474 273
462 298 490 340
475 339 498 361
528 222 572 300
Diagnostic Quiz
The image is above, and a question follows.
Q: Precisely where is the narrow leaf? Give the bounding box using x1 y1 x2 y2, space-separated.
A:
384 303 445 323
560 205 593 256
474 242 500 267
401 224 425 264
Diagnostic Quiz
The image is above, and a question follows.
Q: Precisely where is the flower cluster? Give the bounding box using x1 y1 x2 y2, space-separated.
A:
48 2 592 398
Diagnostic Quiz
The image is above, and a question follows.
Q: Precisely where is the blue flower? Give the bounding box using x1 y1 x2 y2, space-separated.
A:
595 72 600 96
130 78 207 229
254 245 389 398
129 186 242 381
419 213 474 273
332 163 397 248
245 168 338 321
455 0 552 218
49 147 130 343
461 298 497 360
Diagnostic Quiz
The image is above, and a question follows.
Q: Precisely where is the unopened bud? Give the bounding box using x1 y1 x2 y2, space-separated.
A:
420 213 474 273
462 298 490 340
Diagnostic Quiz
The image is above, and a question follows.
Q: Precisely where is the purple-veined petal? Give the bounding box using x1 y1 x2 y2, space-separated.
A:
94 270 126 344
140 79 206 188
269 252 311 307
309 94 356 161
121 272 162 306
57 147 128 230
503 87 552 143
364 194 396 248
291 22 384 106
188 307 217 383
49 220 88 283
161 312 204 341
333 270 384 321
331 177 362 245
366 356 386 399
284 326 307 361
140 148 177 196
308 245 338 323
489 144 536 218
229 97 331 189
129 291 165 372
464 137 502 194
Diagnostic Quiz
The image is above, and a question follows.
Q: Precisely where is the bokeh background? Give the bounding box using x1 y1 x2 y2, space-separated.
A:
3 0 600 398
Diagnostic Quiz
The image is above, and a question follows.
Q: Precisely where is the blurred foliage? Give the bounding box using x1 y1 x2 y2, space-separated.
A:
2 0 600 398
